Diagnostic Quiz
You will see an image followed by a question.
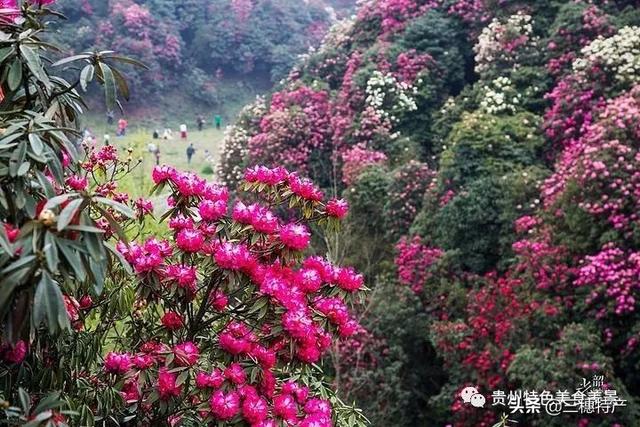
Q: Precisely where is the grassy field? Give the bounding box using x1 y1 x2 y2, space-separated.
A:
87 123 226 200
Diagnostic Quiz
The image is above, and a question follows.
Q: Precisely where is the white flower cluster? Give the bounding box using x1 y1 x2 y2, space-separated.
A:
217 125 250 186
217 96 266 187
365 70 418 123
479 76 521 115
319 17 355 53
439 97 456 116
573 26 640 85
474 12 535 75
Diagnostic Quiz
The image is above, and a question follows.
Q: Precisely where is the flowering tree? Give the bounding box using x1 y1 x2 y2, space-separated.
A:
0 3 367 426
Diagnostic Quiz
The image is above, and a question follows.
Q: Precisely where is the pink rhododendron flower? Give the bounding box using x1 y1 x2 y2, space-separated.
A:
0 340 27 364
164 264 197 290
224 362 246 384
273 394 298 422
65 175 88 191
175 228 204 252
289 175 324 201
157 368 181 400
325 198 348 219
134 198 153 217
209 291 228 311
104 352 131 374
195 369 224 389
210 390 241 420
173 341 200 366
243 394 269 424
199 199 226 221
132 353 155 370
161 311 184 330
279 223 311 250
333 266 364 292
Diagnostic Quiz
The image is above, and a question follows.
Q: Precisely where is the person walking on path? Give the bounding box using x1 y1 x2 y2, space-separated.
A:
214 114 222 130
154 146 161 165
117 118 128 136
180 123 188 139
186 143 196 165
197 115 205 131
107 110 114 125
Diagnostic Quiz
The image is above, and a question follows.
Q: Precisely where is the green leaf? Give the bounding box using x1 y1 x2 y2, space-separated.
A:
7 59 22 91
57 198 83 231
43 232 59 273
33 271 70 333
1 254 36 275
104 242 132 275
33 391 62 414
110 66 130 101
28 133 43 155
18 387 31 413
98 62 117 111
94 197 135 218
44 193 76 210
56 239 87 282
16 161 30 176
20 45 50 86
79 64 94 92
176 370 189 386
101 54 149 69
51 54 91 67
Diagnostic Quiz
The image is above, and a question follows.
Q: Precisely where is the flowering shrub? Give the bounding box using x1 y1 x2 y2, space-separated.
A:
341 143 388 186
248 86 333 179
217 1 640 425
218 97 267 189
573 26 640 88
474 12 537 77
0 4 367 426
479 76 522 115
365 70 418 124
545 3 613 77
383 161 435 238
395 236 443 293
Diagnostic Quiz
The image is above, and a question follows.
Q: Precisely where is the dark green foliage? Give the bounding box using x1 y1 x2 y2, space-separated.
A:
397 9 472 92
336 276 448 427
439 112 544 188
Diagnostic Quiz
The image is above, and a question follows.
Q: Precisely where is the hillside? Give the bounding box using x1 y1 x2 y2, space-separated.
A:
218 0 640 426
49 0 356 121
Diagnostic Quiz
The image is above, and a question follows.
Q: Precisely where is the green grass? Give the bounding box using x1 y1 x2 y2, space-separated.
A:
91 127 225 223
96 126 224 188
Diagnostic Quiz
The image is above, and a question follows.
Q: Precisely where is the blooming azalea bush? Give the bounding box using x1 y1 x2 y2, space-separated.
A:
0 3 368 426
219 1 640 425
79 164 365 425
473 11 538 78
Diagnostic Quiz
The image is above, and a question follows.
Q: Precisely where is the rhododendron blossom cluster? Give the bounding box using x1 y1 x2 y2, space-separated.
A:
103 164 365 423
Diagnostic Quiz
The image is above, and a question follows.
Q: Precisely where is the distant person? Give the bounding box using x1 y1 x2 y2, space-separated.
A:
106 110 114 125
186 143 195 164
162 128 173 140
153 129 159 139
154 146 161 165
117 118 128 136
214 114 222 130
197 115 205 131
104 134 111 145
180 123 188 139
